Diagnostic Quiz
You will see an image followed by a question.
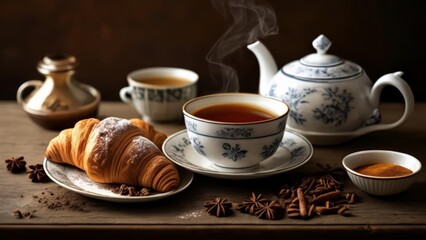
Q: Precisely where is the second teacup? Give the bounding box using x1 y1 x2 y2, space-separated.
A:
183 93 289 169
120 67 198 122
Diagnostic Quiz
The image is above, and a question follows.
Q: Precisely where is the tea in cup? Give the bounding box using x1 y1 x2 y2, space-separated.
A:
183 93 289 169
120 67 198 122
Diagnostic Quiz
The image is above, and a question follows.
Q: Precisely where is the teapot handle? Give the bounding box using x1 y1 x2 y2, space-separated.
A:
16 80 43 106
357 71 415 135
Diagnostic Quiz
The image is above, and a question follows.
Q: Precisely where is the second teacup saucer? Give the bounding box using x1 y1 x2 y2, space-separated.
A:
162 129 313 180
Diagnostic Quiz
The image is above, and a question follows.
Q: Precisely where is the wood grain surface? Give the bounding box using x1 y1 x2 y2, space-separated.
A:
0 101 425 239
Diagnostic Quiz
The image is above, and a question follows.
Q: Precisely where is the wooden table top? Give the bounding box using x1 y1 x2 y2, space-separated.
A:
0 101 425 240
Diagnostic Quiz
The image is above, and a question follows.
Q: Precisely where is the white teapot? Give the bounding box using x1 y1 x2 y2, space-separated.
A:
248 35 414 145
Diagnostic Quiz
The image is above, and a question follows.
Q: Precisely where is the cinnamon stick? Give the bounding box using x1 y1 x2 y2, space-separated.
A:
297 188 308 218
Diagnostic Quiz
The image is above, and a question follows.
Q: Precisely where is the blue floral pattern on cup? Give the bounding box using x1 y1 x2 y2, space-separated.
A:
133 87 187 102
184 114 285 165
191 137 206 156
185 120 197 132
166 89 184 101
147 89 164 102
278 118 287 131
216 128 254 138
187 137 283 163
222 143 247 161
260 138 281 159
133 86 145 100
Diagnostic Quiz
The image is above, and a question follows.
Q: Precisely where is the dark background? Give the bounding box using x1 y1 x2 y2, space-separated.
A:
1 0 425 102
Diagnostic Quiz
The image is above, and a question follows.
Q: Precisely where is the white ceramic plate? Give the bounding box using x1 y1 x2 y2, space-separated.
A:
162 129 313 180
43 158 193 203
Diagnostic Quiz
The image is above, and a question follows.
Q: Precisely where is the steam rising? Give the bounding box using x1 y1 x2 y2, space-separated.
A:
206 0 278 92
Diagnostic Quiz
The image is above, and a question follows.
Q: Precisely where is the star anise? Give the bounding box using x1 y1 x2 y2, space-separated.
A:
236 192 269 215
204 197 233 217
27 164 49 183
5 156 26 173
13 209 35 219
278 184 294 199
254 200 284 220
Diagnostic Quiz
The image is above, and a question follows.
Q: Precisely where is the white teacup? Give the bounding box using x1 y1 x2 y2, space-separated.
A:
183 93 289 169
120 67 198 122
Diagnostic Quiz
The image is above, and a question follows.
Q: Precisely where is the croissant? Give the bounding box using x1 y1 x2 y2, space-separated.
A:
129 118 167 150
45 117 180 192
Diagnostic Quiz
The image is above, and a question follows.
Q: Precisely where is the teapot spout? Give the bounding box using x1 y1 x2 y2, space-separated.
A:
247 41 278 96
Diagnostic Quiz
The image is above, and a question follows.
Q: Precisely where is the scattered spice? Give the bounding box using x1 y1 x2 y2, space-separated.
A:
296 188 308 218
204 197 233 217
254 201 284 220
34 188 88 212
354 163 412 177
279 174 355 219
27 164 50 182
236 192 268 215
203 165 357 220
5 156 26 173
12 209 35 219
112 184 152 196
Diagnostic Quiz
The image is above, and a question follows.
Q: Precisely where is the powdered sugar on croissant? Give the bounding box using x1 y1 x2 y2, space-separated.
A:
129 118 167 150
45 117 180 192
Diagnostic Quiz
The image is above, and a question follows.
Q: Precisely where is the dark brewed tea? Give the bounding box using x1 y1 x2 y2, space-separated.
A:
192 103 277 123
137 76 191 86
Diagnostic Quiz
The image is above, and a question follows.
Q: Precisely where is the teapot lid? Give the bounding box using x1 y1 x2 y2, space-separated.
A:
282 35 362 80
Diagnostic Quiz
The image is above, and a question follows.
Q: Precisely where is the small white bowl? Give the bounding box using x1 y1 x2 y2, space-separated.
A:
342 150 421 196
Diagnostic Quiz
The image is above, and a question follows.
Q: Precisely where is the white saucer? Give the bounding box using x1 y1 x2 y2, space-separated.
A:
162 129 313 180
43 158 193 203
